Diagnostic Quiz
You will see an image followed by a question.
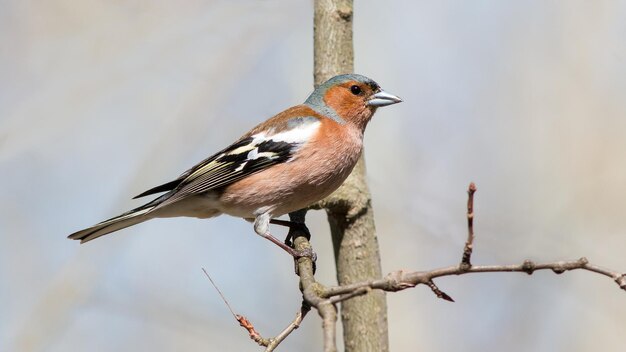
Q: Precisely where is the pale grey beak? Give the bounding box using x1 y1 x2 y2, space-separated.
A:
367 89 403 107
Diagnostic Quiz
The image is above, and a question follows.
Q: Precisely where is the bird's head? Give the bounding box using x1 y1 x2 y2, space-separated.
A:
304 74 402 130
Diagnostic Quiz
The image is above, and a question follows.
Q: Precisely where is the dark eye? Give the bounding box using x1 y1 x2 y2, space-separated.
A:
350 85 361 95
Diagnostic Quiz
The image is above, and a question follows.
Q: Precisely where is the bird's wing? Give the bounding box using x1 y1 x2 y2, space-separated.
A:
131 136 271 199
135 114 322 208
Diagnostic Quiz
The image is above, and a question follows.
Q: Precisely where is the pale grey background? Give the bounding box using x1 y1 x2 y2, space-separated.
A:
2 1 625 351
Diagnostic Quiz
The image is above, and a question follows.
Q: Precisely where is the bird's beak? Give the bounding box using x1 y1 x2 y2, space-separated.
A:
367 89 403 107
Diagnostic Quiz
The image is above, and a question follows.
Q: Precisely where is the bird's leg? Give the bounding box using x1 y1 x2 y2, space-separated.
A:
252 215 315 260
259 231 306 257
271 218 317 274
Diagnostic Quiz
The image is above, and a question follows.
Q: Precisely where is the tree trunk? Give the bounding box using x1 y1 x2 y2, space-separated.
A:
312 1 389 351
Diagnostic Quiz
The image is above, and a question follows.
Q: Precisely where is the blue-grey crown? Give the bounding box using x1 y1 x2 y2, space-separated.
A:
305 74 379 104
303 74 380 124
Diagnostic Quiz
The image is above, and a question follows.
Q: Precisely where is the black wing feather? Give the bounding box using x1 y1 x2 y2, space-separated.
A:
133 179 182 199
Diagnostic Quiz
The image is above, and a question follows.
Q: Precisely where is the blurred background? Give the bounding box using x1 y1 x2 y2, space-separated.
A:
2 1 625 351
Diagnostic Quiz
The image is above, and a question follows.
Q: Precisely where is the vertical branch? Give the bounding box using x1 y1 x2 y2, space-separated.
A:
313 0 354 84
310 1 389 351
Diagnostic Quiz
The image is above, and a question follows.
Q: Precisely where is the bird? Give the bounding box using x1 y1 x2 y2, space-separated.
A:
68 74 402 257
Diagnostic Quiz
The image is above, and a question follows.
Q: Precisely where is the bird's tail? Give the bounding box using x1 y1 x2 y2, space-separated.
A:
68 202 157 243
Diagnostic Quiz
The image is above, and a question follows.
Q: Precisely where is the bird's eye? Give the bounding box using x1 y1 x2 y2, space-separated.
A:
350 85 362 95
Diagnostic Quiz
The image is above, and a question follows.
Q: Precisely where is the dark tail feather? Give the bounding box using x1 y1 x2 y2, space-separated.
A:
68 204 156 243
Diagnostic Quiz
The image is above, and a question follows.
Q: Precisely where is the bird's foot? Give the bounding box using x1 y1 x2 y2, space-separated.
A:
269 219 311 247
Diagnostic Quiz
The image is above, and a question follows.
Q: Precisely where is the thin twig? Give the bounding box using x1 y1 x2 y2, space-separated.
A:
461 182 477 267
202 268 270 346
265 304 311 352
328 287 370 305
426 280 454 302
201 268 268 346
202 268 237 318
322 257 626 300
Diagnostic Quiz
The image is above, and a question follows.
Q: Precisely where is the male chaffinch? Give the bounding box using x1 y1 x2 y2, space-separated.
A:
69 74 402 256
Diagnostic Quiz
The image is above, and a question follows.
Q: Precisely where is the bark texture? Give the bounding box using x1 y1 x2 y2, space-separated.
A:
312 1 389 351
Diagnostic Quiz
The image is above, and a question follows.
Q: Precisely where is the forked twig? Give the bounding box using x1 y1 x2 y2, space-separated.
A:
204 183 625 352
